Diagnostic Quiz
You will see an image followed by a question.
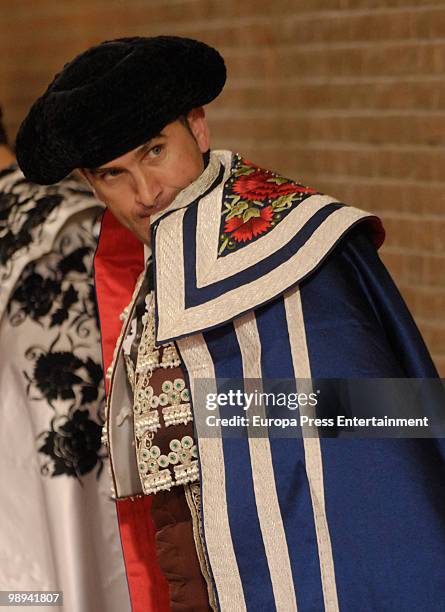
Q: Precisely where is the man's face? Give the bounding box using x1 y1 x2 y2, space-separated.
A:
81 108 210 245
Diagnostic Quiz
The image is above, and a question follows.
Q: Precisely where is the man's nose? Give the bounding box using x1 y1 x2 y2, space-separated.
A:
133 167 161 206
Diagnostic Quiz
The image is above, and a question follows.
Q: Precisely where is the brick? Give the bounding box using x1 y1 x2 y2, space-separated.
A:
384 250 445 285
211 114 445 147
380 217 445 253
211 145 445 184
397 285 445 321
222 43 445 81
1 0 444 370
380 251 405 281
423 253 445 287
222 80 445 112
434 355 445 376
305 181 445 217
419 322 445 355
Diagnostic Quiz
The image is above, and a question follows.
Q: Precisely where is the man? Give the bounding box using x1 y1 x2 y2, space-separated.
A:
15 37 445 612
0 107 130 611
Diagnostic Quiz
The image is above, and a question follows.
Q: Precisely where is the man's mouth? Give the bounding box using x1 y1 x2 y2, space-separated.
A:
137 202 164 218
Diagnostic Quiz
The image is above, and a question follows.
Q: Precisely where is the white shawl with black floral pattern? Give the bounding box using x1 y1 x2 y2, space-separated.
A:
0 165 130 612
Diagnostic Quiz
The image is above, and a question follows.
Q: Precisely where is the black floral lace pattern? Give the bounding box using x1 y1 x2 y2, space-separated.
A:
3 169 105 482
0 165 95 281
8 241 98 333
38 409 103 478
26 334 106 480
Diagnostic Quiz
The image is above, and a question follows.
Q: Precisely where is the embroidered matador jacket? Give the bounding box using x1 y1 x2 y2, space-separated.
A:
0 165 130 612
95 150 445 612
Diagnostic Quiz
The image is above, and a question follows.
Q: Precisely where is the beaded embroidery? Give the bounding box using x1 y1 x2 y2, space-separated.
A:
159 378 192 427
128 289 196 494
138 436 199 495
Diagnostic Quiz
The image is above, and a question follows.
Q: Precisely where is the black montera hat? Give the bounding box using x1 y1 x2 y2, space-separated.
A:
15 36 226 184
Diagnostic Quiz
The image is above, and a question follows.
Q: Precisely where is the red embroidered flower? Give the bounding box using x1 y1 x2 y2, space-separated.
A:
233 169 316 201
224 206 274 242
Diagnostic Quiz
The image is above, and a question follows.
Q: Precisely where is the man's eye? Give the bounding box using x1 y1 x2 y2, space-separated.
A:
148 144 163 157
99 169 122 181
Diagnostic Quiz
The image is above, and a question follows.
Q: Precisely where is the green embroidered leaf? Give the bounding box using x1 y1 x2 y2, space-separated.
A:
223 194 240 213
235 163 257 176
225 200 249 220
218 235 230 256
242 207 261 222
267 176 290 185
271 194 296 212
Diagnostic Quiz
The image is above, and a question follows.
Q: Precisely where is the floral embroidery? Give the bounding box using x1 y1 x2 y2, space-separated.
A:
25 333 104 407
9 272 61 321
224 205 274 243
218 154 318 255
38 408 105 479
5 202 106 482
0 164 95 281
7 243 98 331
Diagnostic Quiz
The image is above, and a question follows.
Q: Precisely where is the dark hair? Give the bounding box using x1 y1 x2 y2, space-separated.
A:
178 113 194 135
178 113 210 166
0 107 7 145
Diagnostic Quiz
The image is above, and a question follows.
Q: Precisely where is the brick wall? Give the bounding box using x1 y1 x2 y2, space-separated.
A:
1 0 444 373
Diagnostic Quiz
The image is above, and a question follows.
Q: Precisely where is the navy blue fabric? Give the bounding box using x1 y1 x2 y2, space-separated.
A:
300 226 445 611
183 221 444 611
338 227 438 378
255 296 325 611
204 324 276 612
183 201 344 307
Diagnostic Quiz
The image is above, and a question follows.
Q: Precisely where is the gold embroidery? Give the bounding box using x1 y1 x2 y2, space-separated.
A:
124 354 135 391
177 333 247 610
184 482 219 612
138 444 173 494
169 436 199 485
159 378 192 427
138 436 199 494
197 189 336 286
155 202 376 343
234 313 298 610
101 270 145 447
130 290 195 494
160 344 181 368
284 286 339 611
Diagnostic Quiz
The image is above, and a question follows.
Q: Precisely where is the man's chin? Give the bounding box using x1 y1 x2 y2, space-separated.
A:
132 222 151 246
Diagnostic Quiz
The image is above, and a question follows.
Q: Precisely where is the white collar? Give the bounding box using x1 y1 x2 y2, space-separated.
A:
149 149 226 226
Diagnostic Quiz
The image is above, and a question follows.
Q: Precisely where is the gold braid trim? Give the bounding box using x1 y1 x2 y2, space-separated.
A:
184 482 219 612
101 270 146 447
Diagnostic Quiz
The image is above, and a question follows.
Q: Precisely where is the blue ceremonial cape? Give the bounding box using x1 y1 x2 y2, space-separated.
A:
175 227 444 612
101 150 444 612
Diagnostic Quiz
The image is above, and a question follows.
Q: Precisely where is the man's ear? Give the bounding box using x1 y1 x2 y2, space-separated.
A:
187 107 210 153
